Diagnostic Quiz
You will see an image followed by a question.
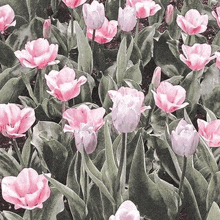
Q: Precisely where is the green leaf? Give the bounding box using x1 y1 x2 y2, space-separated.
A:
206 202 220 220
0 211 23 220
105 0 126 20
128 134 169 219
0 41 16 67
124 61 142 84
181 0 203 14
21 136 32 168
74 21 93 74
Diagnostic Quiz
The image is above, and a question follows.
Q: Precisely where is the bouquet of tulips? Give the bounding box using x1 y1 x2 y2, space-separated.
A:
1 0 220 219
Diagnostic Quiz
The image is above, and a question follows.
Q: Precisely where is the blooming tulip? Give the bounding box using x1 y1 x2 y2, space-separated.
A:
197 119 220 147
212 7 220 28
176 9 208 35
1 168 50 210
109 200 140 220
14 38 59 69
171 119 199 157
215 52 220 69
165 4 174 25
151 66 161 89
63 104 105 154
0 103 35 138
45 67 87 101
87 17 118 44
118 6 137 32
0 4 16 34
62 0 86 8
152 81 188 113
108 87 150 133
43 19 51 39
83 0 105 29
179 43 215 71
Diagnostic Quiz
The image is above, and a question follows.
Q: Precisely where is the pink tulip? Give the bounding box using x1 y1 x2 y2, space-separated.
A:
0 4 16 34
171 119 199 157
63 104 105 154
212 7 220 28
108 87 150 133
43 19 51 39
62 0 86 8
180 43 215 71
165 4 174 25
152 81 188 113
83 0 105 29
177 9 208 35
0 103 35 138
45 67 87 101
14 38 59 69
1 168 50 210
109 200 140 220
151 66 161 89
118 6 137 32
215 52 220 69
87 17 118 44
198 119 220 147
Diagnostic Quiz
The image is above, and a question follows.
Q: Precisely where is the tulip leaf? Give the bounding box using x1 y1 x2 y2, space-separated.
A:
0 41 16 67
45 175 86 219
23 188 64 220
0 211 23 220
206 202 220 220
129 134 169 219
124 61 142 84
181 0 203 14
105 0 126 20
74 21 93 74
21 136 32 168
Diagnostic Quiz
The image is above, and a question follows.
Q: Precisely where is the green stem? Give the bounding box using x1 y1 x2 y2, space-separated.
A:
91 29 96 54
177 156 187 216
135 18 139 44
38 69 45 103
166 113 169 126
12 138 25 168
30 210 33 220
119 0 121 8
71 9 74 41
61 101 66 128
0 33 5 42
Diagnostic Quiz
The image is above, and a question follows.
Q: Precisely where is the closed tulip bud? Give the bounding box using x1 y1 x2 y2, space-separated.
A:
171 119 199 157
151 66 161 89
118 6 137 32
83 0 105 29
165 4 174 25
43 19 51 39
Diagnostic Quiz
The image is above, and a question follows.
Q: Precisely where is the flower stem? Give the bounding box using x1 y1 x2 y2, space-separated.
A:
135 18 139 44
0 33 5 42
166 113 169 126
38 69 45 103
30 210 33 220
12 138 25 168
119 0 121 8
91 29 96 54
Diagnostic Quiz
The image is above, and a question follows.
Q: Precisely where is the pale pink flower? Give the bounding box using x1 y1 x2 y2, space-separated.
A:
0 103 35 138
198 119 220 147
180 43 215 71
215 52 220 69
62 0 86 8
1 168 50 210
108 87 150 133
212 6 220 28
83 0 105 29
43 19 51 39
109 200 140 220
87 17 118 44
176 9 208 35
151 66 161 89
63 104 105 154
45 67 87 101
14 38 59 69
152 81 188 113
0 4 16 34
171 119 199 157
118 6 137 32
165 4 174 25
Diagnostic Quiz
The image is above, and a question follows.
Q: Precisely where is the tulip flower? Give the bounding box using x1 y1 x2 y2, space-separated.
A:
87 17 118 44
62 0 86 8
43 19 51 39
0 103 35 139
212 6 220 28
179 43 215 71
165 4 174 25
14 38 59 69
118 6 137 32
45 67 87 102
63 104 105 154
176 9 208 35
1 168 50 210
171 119 199 157
109 200 140 220
108 87 150 133
197 119 220 147
152 81 188 113
215 52 220 69
151 66 161 89
83 0 105 29
0 4 16 34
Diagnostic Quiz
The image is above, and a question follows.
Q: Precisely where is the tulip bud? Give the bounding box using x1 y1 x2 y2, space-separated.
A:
165 4 174 25
118 6 137 32
171 119 199 157
151 67 161 89
43 19 51 39
83 0 105 29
